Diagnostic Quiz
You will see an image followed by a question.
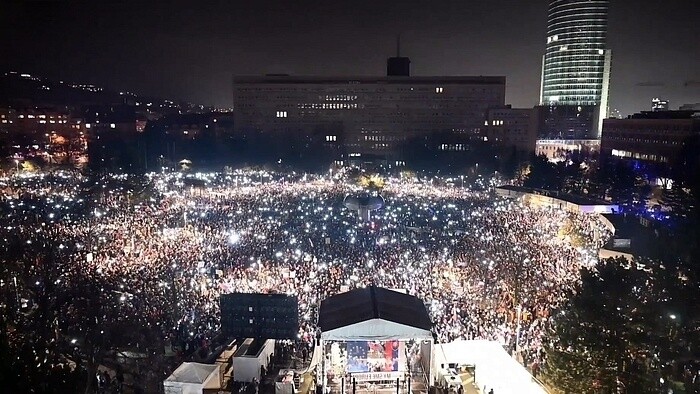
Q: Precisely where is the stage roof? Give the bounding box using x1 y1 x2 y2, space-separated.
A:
318 286 433 341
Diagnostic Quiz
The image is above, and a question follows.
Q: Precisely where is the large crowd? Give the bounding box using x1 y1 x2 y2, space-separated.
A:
0 170 612 380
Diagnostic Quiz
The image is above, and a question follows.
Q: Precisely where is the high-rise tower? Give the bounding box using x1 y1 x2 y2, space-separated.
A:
539 0 611 139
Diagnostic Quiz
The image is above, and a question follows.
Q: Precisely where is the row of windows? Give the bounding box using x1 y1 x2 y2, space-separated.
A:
438 144 468 151
604 126 692 133
324 95 357 101
298 103 359 109
611 149 668 163
364 135 399 141
604 136 684 145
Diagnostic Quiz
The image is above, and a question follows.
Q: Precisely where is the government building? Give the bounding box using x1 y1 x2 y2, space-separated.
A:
232 56 505 166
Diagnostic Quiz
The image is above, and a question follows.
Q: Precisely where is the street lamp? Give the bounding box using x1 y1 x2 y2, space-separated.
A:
514 305 522 356
14 159 19 172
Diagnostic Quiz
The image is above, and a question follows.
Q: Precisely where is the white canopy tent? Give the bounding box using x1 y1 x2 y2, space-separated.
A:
434 340 546 394
163 362 221 394
321 318 432 341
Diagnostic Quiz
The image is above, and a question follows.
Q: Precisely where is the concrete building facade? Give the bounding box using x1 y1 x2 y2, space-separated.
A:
232 75 505 164
600 110 700 181
485 106 538 152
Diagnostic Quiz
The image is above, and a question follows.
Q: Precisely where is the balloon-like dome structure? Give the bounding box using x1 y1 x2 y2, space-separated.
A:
344 195 384 221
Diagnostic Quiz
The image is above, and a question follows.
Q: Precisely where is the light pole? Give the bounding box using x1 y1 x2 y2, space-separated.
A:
14 159 19 173
514 305 522 357
13 276 19 309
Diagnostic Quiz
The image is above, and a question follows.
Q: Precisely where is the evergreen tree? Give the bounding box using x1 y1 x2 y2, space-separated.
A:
544 257 698 393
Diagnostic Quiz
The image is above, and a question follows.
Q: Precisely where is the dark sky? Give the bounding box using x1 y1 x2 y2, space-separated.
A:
1 0 698 115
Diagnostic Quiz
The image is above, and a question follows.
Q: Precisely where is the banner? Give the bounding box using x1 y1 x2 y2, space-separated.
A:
352 371 402 382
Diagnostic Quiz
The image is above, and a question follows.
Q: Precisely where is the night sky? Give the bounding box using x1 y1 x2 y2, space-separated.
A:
1 0 698 115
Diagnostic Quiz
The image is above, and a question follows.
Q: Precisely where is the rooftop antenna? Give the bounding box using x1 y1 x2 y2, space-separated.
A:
396 34 401 57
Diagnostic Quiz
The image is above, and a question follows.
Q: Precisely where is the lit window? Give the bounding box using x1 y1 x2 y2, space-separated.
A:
598 49 605 55
553 35 558 41
110 123 116 129
435 87 444 93
85 123 91 129
276 111 287 118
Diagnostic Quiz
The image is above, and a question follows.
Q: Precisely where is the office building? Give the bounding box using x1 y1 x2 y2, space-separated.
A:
601 110 700 181
233 65 505 166
535 138 600 161
679 103 700 111
539 0 611 139
651 98 670 112
485 106 538 152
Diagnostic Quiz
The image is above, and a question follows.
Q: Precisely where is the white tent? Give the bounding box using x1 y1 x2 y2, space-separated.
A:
164 362 221 394
321 318 432 341
434 340 546 394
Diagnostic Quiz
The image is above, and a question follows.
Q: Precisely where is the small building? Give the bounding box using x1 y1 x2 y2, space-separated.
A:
485 106 538 152
600 110 700 183
163 362 221 394
535 138 600 161
232 338 275 383
651 98 670 112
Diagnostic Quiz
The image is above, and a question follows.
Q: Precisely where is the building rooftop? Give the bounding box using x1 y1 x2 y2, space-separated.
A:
626 110 699 120
233 75 506 85
496 185 610 206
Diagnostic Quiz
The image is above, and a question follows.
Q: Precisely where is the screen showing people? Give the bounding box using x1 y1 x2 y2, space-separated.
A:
345 341 399 373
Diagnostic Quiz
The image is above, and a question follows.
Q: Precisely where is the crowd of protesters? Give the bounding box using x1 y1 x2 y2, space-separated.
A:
0 169 611 382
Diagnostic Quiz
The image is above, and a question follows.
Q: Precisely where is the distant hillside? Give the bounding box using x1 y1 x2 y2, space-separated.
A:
0 71 212 113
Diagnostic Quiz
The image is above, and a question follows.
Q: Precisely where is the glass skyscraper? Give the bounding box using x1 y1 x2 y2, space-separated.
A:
539 0 611 138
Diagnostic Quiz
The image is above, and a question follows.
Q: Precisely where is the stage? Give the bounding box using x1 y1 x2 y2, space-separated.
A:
317 287 434 394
